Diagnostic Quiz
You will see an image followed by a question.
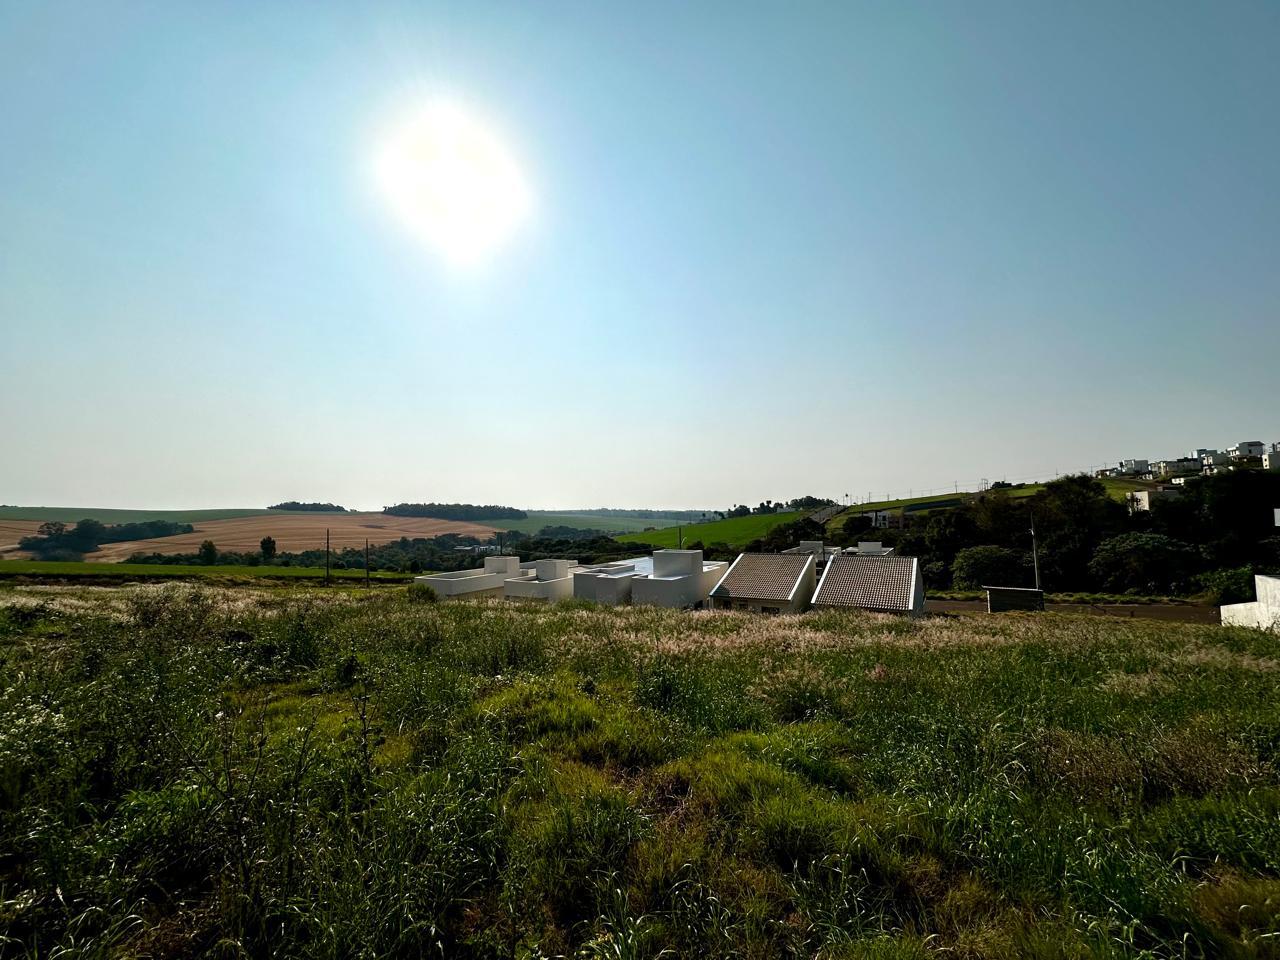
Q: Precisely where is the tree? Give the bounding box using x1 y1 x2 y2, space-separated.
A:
951 545 1033 590
1088 533 1200 594
37 521 66 539
260 536 277 562
198 540 218 565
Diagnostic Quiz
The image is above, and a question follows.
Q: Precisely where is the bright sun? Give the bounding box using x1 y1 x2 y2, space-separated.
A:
372 101 532 266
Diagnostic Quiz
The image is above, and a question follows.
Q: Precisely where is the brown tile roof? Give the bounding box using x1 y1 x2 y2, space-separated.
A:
711 554 811 601
813 555 918 612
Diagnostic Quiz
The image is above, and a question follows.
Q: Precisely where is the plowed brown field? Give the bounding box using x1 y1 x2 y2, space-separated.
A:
0 521 45 554
54 513 499 561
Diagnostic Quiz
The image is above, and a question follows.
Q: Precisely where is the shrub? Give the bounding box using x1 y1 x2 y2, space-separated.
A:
1196 566 1257 605
951 545 1032 589
1088 533 1200 594
406 581 438 604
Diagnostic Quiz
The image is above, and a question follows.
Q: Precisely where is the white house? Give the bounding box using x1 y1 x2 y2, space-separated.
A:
504 558 579 602
1151 458 1201 478
1228 441 1265 460
1118 459 1150 476
1263 451 1280 472
415 555 521 598
631 549 730 609
1221 575 1280 631
573 557 651 605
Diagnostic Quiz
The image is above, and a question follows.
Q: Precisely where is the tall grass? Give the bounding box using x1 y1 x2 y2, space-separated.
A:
0 585 1277 957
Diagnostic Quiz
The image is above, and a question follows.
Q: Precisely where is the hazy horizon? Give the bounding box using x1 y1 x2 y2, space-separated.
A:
3 2 1278 511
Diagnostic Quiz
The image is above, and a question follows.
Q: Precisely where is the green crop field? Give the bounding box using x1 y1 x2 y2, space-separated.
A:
2 584 1277 956
0 560 411 582
618 510 806 549
488 511 686 535
0 505 284 524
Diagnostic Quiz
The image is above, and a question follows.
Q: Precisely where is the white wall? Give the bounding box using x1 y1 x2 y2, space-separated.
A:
1221 575 1280 630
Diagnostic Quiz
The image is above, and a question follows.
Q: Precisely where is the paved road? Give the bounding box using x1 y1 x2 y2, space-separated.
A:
925 599 1220 624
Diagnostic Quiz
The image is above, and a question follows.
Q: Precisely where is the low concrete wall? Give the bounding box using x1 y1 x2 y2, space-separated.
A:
1221 575 1280 630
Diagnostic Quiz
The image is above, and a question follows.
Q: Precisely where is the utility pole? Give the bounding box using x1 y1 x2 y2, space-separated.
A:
325 528 330 587
365 538 370 589
1030 509 1041 591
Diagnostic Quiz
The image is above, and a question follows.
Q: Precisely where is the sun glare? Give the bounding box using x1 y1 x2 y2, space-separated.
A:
372 101 532 266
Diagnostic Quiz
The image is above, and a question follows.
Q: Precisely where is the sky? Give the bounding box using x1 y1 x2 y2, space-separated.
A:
2 1 1278 511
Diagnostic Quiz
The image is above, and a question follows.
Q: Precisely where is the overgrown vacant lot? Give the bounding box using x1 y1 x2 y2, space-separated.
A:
1 587 1278 958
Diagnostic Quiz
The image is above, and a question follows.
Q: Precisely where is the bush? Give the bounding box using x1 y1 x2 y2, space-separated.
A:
1196 566 1257 605
951 545 1032 589
406 582 438 604
1088 533 1200 594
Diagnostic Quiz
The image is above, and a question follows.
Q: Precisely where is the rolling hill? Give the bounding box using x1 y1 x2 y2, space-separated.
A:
617 511 806 550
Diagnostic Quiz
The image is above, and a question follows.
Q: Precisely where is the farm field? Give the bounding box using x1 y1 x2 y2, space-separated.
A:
0 505 280 524
0 560 412 582
13 512 499 561
618 510 806 549
1 585 1277 957
487 511 686 535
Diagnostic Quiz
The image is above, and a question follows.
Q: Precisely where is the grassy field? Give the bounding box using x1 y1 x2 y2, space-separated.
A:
618 511 807 549
1 585 1277 957
487 512 686 535
0 560 412 581
0 506 283 524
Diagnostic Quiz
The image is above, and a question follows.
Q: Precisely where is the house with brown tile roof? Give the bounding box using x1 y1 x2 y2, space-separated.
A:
708 553 816 613
811 554 923 616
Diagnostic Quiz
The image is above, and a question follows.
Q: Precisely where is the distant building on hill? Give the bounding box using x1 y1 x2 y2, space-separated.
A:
1228 441 1266 460
1127 488 1182 512
1263 451 1280 472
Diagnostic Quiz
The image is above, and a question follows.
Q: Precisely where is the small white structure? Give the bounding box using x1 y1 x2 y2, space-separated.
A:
1152 458 1202 478
847 541 896 557
504 558 578 602
709 553 817 613
1221 575 1280 631
1127 488 1182 512
415 555 521 598
1228 441 1266 460
1263 451 1280 472
632 549 729 609
573 557 650 605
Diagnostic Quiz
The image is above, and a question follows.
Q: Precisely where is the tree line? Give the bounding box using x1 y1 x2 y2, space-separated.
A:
850 473 1280 600
382 502 528 520
19 519 195 561
267 501 347 512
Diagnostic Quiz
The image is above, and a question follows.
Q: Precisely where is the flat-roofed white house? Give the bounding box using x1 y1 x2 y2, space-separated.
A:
1263 451 1280 472
415 555 521 598
846 541 896 556
709 553 816 613
504 558 578 602
631 549 729 609
1229 441 1266 460
574 557 651 605
811 554 924 616
1221 575 1280 631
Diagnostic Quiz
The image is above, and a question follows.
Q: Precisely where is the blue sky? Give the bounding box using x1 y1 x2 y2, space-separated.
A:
2 1 1277 510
